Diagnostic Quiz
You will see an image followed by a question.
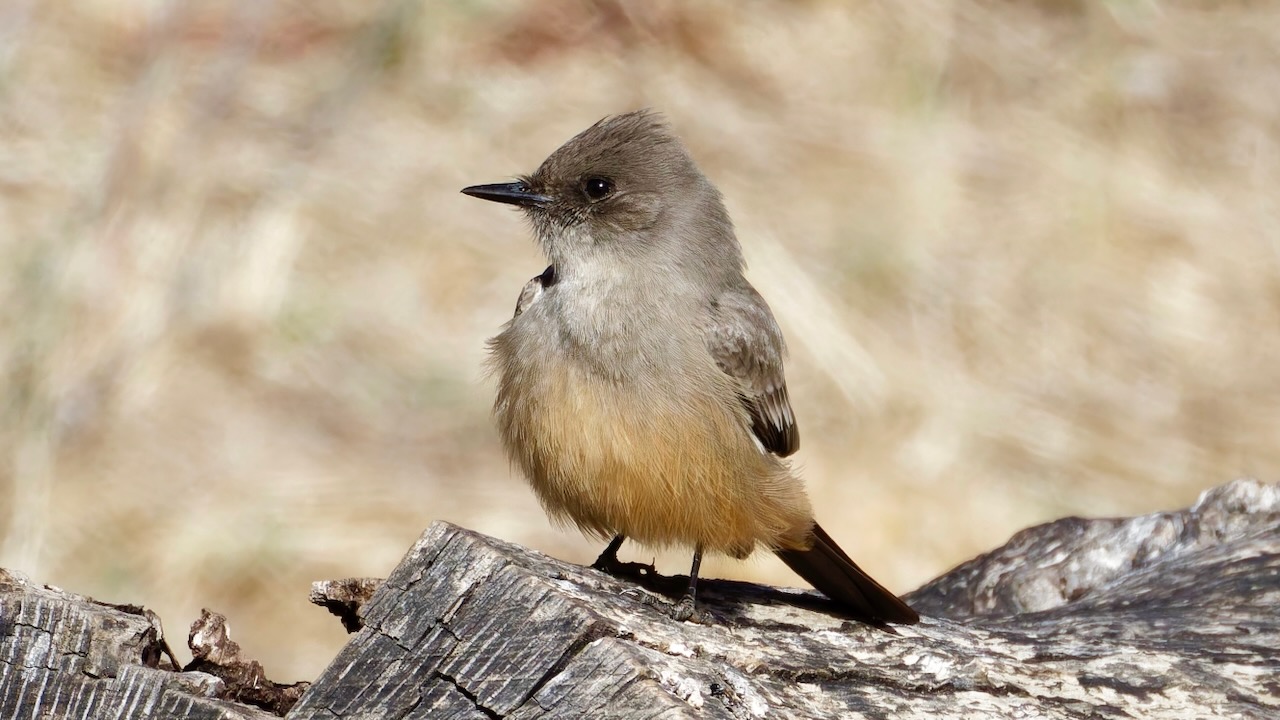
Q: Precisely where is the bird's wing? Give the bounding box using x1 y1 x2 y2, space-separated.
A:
513 265 556 318
705 284 799 457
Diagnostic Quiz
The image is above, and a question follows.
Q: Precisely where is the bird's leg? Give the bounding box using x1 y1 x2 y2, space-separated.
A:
589 534 658 590
591 535 627 573
671 546 704 621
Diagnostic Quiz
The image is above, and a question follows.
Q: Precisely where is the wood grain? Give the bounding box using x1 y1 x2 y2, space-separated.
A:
3 478 1278 718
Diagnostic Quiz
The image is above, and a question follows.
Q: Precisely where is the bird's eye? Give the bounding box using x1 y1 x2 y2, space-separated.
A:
583 176 614 200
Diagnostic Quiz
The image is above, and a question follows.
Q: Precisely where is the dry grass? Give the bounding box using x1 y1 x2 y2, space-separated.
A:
3 0 1279 680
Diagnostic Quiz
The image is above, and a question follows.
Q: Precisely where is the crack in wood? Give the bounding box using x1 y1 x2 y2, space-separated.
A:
433 670 500 720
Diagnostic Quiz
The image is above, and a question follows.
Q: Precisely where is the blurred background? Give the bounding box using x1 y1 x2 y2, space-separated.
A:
3 0 1278 681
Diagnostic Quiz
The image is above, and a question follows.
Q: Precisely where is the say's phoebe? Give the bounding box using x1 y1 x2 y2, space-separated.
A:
462 110 918 625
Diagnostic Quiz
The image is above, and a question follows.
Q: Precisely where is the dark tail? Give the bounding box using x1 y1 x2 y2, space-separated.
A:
775 523 920 625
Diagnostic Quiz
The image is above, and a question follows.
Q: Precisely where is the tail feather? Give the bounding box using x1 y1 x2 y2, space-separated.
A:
775 523 919 625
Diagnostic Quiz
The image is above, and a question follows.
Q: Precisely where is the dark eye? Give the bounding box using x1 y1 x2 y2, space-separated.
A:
583 176 613 200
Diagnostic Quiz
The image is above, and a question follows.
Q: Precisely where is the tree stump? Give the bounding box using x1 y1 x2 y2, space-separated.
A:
3 478 1278 718
0 570 279 719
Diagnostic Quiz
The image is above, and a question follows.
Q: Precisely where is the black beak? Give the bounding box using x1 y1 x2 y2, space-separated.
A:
461 182 552 208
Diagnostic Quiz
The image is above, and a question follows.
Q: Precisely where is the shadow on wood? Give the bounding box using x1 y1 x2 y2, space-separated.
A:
3 478 1278 719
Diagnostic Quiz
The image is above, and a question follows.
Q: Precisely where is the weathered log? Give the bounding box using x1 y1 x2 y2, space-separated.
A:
289 477 1280 719
0 569 279 719
3 478 1278 718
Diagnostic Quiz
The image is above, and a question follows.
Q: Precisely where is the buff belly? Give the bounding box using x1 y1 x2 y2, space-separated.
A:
491 331 813 558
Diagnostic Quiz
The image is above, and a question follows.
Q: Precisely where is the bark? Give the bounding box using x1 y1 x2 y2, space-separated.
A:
3 478 1278 719
0 569 279 719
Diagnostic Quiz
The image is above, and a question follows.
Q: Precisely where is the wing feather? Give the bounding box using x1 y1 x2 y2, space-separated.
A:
705 284 799 457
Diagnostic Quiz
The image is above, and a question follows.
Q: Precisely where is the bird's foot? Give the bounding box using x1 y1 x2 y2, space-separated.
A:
592 556 657 580
671 594 703 623
671 596 695 621
590 546 621 573
591 544 655 580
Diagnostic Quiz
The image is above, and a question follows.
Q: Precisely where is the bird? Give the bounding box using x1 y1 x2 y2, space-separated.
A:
462 110 918 626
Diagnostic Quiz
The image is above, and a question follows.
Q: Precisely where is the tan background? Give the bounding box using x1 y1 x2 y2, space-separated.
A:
3 1 1278 681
